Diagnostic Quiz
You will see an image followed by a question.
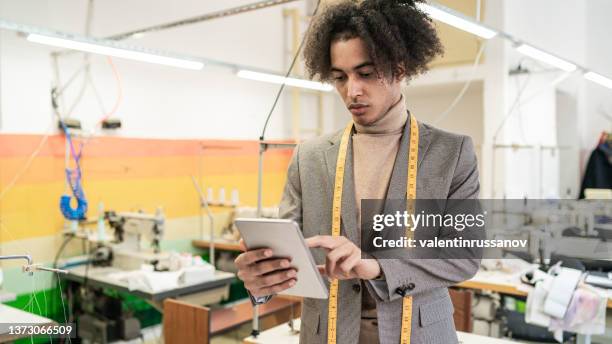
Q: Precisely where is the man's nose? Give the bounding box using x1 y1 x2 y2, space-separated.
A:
347 77 364 99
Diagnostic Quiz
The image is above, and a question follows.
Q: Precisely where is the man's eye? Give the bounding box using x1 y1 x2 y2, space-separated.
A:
360 73 372 78
333 75 346 81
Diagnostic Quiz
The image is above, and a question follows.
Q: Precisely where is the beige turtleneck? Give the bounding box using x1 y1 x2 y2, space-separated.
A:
353 95 408 232
353 95 408 343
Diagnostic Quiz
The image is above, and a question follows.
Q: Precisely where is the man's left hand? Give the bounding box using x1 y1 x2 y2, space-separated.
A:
305 235 381 280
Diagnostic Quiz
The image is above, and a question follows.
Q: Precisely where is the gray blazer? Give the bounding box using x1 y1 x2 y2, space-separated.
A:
278 120 481 344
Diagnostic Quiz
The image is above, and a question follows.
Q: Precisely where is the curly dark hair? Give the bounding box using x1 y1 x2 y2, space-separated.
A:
303 0 444 82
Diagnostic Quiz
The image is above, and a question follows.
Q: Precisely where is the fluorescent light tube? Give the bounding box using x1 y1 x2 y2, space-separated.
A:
584 71 612 89
516 44 577 72
237 70 334 92
417 3 497 39
27 33 204 70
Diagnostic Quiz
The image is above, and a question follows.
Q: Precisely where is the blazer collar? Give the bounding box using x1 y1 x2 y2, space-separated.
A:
322 115 433 244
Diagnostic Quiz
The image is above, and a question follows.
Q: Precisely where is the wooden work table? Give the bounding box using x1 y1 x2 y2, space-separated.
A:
192 238 242 252
457 270 612 309
191 238 612 309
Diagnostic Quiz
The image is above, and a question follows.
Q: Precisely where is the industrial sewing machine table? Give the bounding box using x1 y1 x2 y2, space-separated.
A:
62 265 235 312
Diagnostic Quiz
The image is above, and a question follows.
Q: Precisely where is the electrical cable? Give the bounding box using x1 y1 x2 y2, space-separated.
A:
81 240 95 291
41 277 49 317
52 0 123 132
431 0 485 125
0 126 52 203
65 0 94 119
31 273 53 343
53 235 75 269
493 57 565 146
53 6 93 120
30 275 44 319
492 72 532 145
96 56 124 126
52 61 89 100
21 291 35 312
0 85 69 205
58 120 88 220
56 271 72 344
259 0 321 141
48 234 75 326
490 69 532 198
20 2 115 333
433 42 486 125
250 2 321 337
515 73 528 144
492 71 574 145
55 93 87 221
66 61 90 117
89 72 108 116
48 1 99 222
514 72 572 108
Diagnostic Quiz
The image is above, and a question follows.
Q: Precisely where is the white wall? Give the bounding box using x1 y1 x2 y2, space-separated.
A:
584 0 612 155
491 0 612 198
424 0 612 198
3 0 612 196
482 0 508 198
405 81 484 146
0 0 345 140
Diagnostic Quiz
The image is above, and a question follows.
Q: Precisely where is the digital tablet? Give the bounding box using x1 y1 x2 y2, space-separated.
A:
234 218 329 299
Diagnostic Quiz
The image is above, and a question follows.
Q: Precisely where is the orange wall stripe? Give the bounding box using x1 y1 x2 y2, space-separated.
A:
0 134 294 244
1 155 292 184
0 134 294 158
0 172 288 243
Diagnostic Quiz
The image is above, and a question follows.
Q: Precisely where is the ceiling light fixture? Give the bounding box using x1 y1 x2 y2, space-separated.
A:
27 33 204 70
237 70 333 92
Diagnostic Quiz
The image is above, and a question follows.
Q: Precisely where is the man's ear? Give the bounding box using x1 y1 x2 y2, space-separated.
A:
394 65 407 82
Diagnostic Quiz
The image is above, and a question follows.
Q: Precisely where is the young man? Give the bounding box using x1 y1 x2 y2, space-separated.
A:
235 1 480 343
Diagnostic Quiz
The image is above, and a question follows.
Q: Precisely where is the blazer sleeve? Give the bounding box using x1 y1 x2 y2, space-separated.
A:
279 145 303 225
368 136 482 303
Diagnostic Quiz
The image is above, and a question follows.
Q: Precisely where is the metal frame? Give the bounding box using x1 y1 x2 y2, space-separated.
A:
107 0 300 41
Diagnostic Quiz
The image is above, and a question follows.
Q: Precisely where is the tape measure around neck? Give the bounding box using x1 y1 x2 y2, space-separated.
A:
328 114 419 344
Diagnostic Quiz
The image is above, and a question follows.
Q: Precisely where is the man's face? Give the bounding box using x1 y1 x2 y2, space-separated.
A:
330 37 403 126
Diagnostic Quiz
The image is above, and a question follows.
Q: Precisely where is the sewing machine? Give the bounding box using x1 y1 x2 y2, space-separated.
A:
104 209 170 270
541 202 612 268
64 208 234 343
487 200 612 263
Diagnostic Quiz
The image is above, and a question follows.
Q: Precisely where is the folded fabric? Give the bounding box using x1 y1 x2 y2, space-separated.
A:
180 265 215 285
526 276 553 327
543 268 582 318
108 270 181 292
550 284 607 342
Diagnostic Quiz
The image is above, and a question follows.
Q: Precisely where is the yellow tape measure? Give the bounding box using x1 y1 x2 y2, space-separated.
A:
328 114 419 344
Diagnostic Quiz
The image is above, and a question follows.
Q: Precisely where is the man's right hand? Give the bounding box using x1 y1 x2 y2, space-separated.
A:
234 239 297 297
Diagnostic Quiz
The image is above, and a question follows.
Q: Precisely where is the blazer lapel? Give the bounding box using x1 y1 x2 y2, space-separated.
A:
324 141 339 194
417 121 432 171
386 118 411 202
384 115 433 209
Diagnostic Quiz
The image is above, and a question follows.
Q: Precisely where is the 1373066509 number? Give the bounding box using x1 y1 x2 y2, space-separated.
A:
5 324 75 338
